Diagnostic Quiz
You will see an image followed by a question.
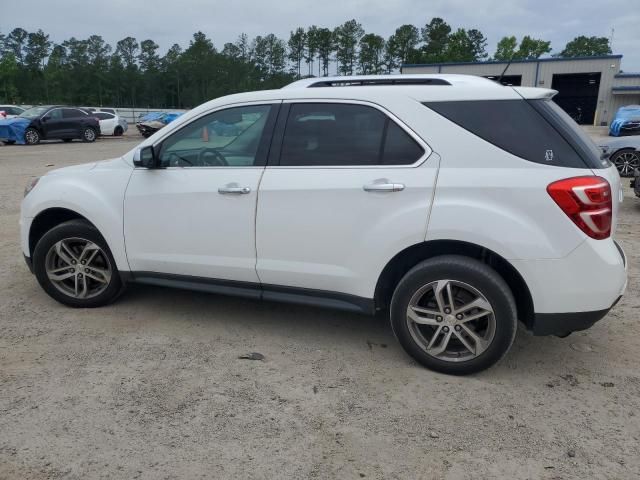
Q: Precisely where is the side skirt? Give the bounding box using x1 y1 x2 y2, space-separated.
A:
123 271 375 315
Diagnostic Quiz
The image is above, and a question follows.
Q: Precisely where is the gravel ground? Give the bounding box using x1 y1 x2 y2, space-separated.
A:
1 132 639 480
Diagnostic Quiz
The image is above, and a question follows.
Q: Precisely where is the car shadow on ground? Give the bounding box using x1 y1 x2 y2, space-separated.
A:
113 283 583 378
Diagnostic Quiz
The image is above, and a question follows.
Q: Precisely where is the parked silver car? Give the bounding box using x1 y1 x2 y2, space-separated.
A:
599 136 640 177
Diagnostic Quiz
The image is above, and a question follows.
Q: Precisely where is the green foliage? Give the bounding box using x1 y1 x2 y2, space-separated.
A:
494 35 551 61
358 34 385 74
0 21 611 107
559 36 611 57
334 19 364 75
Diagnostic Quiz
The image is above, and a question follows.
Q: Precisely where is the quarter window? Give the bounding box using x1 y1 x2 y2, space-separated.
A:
424 100 589 168
158 105 273 168
279 103 424 166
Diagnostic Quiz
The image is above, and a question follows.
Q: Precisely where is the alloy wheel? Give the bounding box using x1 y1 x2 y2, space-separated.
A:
84 128 96 141
25 129 39 144
613 151 640 176
406 280 496 362
44 237 112 299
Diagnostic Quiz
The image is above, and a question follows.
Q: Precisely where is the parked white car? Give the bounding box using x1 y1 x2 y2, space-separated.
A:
0 105 25 119
20 74 627 374
94 112 127 136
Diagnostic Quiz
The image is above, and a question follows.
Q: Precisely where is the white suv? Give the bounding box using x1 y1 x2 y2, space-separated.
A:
20 75 627 374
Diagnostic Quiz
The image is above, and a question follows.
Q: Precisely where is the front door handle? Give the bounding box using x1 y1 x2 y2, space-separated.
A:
218 186 251 194
363 183 405 192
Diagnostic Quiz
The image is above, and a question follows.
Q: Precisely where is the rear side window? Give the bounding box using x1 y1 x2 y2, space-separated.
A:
62 108 86 119
424 99 589 168
279 103 424 166
95 112 113 120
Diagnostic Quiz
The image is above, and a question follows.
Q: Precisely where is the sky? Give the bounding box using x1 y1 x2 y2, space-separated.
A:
2 0 638 71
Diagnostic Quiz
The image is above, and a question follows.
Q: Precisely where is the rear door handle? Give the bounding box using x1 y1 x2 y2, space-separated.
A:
218 186 251 194
363 183 405 192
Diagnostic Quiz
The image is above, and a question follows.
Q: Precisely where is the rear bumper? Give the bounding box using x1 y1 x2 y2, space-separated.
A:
531 295 622 336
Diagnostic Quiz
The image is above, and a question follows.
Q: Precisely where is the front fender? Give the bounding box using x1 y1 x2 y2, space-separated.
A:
21 159 133 271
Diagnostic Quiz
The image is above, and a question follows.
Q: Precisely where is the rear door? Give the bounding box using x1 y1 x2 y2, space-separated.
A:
95 112 115 135
255 100 438 300
62 108 88 137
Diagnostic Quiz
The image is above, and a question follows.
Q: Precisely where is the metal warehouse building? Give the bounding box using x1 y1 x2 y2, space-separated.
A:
402 55 640 127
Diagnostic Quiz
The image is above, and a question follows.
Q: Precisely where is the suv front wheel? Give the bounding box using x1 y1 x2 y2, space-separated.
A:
33 219 123 307
390 255 517 375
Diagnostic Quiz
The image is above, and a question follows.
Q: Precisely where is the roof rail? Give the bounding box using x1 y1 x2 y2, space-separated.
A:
306 78 451 87
283 74 503 90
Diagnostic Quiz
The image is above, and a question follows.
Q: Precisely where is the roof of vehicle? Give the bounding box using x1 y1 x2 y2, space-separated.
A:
158 74 556 138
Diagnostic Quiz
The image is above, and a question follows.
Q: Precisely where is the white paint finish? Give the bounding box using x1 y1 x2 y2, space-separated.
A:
20 158 132 270
256 161 438 298
124 167 264 282
20 79 627 321
425 165 591 260
511 238 627 313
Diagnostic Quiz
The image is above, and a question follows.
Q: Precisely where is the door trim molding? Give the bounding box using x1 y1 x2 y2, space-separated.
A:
124 271 375 315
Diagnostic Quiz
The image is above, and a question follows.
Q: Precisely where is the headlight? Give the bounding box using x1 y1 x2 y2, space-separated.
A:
24 177 40 197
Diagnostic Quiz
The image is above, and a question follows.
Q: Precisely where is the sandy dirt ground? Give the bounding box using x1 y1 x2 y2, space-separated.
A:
1 131 639 480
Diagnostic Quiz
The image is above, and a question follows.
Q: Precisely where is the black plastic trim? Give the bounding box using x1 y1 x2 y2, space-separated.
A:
23 254 34 273
126 271 375 315
531 297 621 336
308 78 451 87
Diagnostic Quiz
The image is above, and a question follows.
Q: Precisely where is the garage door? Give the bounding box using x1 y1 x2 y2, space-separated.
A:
551 72 601 125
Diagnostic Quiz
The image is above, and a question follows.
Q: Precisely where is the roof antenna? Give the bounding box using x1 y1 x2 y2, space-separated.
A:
498 54 514 85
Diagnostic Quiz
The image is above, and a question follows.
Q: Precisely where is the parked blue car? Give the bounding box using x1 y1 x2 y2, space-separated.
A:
609 105 640 137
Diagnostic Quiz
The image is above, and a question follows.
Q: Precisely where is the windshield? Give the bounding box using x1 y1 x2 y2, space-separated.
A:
19 107 50 119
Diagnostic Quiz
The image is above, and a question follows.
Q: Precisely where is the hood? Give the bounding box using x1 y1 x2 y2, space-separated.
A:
45 162 98 176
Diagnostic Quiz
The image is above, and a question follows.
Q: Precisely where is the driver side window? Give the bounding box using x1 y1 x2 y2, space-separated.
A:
158 104 273 168
48 109 63 120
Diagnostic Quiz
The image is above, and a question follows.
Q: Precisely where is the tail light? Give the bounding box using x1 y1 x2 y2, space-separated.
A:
547 176 612 240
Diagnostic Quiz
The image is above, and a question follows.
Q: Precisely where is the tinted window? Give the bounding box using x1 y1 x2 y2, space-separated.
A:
48 109 63 120
530 99 607 169
62 108 85 119
280 103 423 166
158 104 273 168
424 100 588 168
383 121 424 165
94 112 113 120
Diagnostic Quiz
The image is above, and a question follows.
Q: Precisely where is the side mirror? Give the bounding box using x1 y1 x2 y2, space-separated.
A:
133 145 157 168
42 115 49 122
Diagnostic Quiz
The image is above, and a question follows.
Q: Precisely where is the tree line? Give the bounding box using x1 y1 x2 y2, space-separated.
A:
0 18 612 109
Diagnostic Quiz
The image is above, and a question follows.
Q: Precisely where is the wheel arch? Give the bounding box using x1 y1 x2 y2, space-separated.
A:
374 239 535 329
28 208 96 257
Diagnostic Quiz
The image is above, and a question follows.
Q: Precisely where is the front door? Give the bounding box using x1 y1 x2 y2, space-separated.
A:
41 108 65 138
124 102 279 283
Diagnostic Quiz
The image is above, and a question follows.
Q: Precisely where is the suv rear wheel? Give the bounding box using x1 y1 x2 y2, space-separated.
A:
82 127 97 143
33 220 123 307
390 255 517 375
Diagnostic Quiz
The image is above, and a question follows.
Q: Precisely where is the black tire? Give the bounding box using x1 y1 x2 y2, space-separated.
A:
82 127 97 143
24 127 40 145
390 255 517 375
610 148 640 177
114 126 123 136
33 219 123 308
63 139 73 143
3 140 16 145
